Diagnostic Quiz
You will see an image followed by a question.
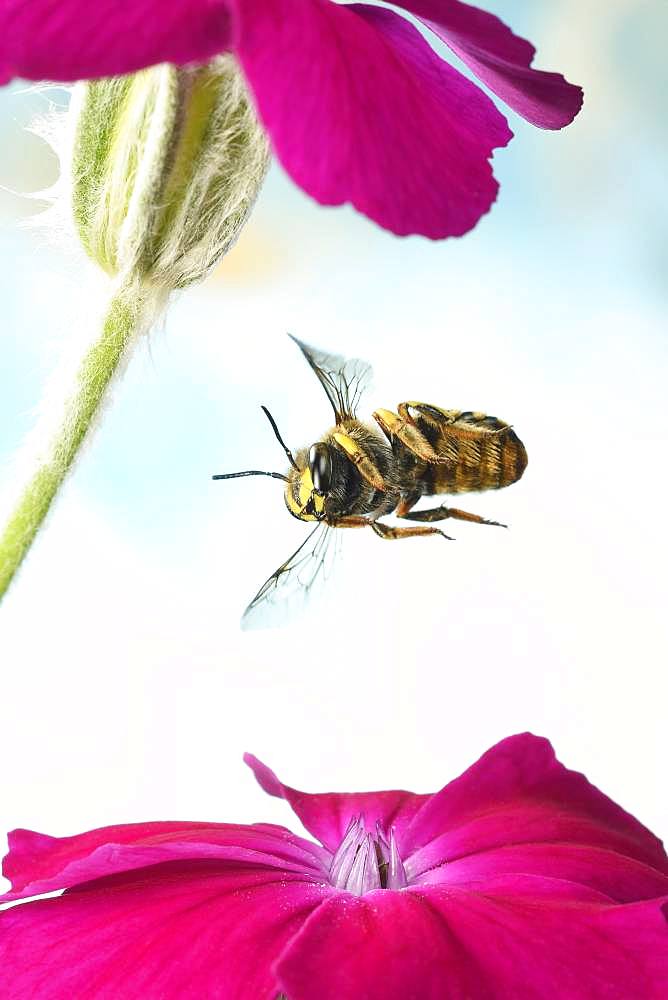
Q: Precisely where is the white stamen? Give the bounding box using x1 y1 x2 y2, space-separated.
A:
388 827 408 890
329 815 408 896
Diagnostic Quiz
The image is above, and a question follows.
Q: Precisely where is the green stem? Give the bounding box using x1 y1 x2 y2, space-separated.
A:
0 281 155 600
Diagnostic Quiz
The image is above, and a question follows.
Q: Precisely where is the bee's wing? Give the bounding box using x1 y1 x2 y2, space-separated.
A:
241 523 341 630
289 335 373 422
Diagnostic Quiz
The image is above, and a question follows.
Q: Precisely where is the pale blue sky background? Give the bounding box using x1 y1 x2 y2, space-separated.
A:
1 0 666 854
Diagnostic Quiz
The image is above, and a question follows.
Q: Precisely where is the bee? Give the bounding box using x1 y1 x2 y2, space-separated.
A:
214 336 527 627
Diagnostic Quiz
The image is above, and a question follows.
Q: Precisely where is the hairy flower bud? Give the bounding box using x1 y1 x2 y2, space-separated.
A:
70 56 269 290
0 58 271 601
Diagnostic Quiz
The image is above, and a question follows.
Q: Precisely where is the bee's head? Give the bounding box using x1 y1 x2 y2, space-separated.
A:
285 443 332 522
212 408 332 523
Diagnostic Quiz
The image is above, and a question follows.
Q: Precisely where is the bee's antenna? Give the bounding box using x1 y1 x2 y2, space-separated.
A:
260 405 299 471
212 471 289 482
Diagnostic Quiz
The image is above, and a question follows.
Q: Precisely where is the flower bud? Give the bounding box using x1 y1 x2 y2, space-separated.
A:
70 56 269 290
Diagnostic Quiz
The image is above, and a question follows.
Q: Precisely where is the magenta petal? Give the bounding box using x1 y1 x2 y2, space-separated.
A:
0 862 332 999
1 821 328 902
233 0 512 238
404 734 668 873
407 883 668 1000
276 889 483 1000
277 881 667 1000
425 843 668 903
244 753 429 852
395 0 583 128
0 0 233 84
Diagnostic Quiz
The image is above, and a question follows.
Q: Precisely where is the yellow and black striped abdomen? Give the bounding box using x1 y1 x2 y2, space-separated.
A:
417 408 528 495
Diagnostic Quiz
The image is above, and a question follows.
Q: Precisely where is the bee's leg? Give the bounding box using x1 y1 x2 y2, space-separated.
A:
403 403 513 440
370 521 453 541
399 505 507 528
331 514 452 539
372 408 441 463
400 403 489 446
332 432 387 491
397 402 458 430
395 492 421 517
330 515 373 529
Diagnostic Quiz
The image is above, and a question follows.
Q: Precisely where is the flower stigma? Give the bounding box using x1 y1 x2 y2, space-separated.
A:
329 816 408 896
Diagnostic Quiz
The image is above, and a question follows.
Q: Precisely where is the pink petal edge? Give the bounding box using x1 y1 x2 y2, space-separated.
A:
233 0 512 238
396 0 583 128
244 752 430 853
0 0 233 84
403 733 668 874
1 821 327 903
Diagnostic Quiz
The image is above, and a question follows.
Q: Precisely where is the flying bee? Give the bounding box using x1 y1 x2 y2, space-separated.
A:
214 336 527 627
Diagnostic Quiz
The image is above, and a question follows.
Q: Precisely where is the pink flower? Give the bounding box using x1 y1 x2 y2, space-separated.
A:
1 735 666 999
0 1 582 238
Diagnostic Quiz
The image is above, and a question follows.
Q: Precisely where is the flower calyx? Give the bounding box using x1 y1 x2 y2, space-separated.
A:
70 56 269 291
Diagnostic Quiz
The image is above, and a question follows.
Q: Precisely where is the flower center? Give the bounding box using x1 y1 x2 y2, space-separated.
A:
328 816 407 896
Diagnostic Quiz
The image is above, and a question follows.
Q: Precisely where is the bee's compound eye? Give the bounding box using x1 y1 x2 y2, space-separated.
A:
309 443 332 494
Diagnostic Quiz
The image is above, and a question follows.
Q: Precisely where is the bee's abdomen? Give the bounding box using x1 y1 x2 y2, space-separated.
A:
422 412 528 495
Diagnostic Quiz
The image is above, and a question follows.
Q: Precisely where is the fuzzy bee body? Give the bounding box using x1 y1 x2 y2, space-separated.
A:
285 420 398 522
285 404 527 528
214 338 527 626
391 407 528 498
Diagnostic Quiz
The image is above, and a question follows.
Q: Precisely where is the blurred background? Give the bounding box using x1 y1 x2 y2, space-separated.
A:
1 0 666 854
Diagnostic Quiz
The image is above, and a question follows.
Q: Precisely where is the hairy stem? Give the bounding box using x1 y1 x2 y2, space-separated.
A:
0 281 157 600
